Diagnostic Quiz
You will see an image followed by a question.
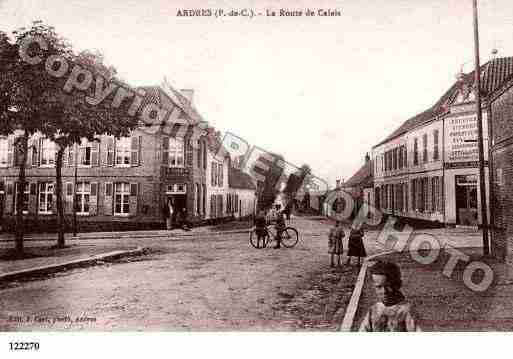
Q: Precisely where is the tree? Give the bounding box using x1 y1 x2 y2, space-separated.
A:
1 22 138 250
0 24 50 254
15 24 138 248
255 153 285 210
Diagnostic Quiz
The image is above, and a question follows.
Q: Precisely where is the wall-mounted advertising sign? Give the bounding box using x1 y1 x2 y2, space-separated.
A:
444 114 488 164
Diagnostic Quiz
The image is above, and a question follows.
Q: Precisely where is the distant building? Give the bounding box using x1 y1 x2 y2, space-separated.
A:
341 153 373 218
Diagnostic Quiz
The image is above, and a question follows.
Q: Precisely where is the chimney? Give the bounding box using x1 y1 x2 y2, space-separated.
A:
365 152 370 163
180 89 194 104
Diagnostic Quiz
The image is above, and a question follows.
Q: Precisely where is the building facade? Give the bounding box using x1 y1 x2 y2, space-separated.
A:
488 67 513 263
372 57 513 227
0 85 244 231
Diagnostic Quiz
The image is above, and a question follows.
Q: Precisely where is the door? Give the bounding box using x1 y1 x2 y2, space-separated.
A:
455 175 478 225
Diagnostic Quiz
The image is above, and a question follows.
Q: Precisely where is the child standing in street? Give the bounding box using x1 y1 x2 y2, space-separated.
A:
328 220 345 267
347 222 367 266
359 260 420 331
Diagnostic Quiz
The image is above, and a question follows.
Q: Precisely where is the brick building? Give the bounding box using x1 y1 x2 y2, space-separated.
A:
488 59 513 263
372 57 513 228
0 83 256 232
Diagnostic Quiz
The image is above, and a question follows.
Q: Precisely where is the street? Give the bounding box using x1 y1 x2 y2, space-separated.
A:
0 217 379 331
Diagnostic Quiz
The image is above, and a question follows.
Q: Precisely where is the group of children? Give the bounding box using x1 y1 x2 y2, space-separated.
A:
328 220 367 268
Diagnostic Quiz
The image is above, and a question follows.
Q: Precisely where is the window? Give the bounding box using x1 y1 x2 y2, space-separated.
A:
413 138 418 165
14 182 29 214
403 145 408 168
398 147 403 170
433 130 439 160
40 139 56 166
79 140 92 166
39 182 54 214
423 133 428 163
76 182 91 215
116 137 131 166
169 138 184 167
114 183 130 215
393 148 398 170
0 138 7 166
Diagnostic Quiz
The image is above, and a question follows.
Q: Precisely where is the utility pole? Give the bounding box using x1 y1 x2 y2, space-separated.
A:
472 0 490 255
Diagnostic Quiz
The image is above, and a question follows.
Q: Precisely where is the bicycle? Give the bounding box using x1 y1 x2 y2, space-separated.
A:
249 224 299 249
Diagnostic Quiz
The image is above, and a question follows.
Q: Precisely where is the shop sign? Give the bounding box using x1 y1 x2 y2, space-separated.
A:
444 114 488 163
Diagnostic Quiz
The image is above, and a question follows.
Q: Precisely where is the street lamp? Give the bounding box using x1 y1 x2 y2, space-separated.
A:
472 0 490 256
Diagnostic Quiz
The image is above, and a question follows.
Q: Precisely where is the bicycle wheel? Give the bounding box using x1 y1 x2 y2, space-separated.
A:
281 227 299 248
250 229 268 249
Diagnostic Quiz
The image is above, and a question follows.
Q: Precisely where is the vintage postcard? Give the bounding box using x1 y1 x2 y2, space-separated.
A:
1 0 513 356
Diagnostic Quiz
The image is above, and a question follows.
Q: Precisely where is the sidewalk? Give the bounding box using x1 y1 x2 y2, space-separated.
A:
0 223 251 243
0 243 143 276
349 247 513 331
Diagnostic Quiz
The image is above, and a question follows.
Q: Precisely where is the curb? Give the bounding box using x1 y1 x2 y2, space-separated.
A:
0 247 146 284
338 250 395 331
0 229 252 242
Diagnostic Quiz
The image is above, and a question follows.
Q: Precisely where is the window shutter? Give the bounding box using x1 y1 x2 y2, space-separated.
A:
66 145 73 167
162 136 169 165
89 182 98 215
129 182 138 216
28 181 37 215
65 182 73 214
106 137 114 166
62 145 68 168
37 138 43 166
438 176 443 213
104 182 113 215
91 141 100 166
211 163 215 186
31 139 39 167
27 138 34 167
130 183 138 196
5 182 13 214
220 164 224 187
130 136 140 166
203 141 207 170
7 137 14 167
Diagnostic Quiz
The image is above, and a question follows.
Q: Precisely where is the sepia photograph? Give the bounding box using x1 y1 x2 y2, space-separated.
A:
1 0 513 356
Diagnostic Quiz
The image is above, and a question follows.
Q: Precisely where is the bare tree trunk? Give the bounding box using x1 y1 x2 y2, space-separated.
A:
15 133 28 255
55 147 66 248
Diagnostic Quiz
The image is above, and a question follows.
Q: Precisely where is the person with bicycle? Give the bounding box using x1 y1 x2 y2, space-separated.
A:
254 210 268 249
274 206 286 249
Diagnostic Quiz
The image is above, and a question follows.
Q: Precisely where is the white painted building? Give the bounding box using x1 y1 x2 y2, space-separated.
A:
371 58 513 226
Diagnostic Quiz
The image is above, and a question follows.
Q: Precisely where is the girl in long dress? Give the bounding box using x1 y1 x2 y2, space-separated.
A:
347 223 367 266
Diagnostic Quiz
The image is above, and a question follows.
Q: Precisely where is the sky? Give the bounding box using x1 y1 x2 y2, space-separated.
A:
1 0 513 188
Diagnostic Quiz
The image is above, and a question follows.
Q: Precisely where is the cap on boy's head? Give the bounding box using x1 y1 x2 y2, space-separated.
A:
370 260 402 290
335 220 341 226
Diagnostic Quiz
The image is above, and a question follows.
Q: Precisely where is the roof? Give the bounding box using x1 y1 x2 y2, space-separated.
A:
229 167 256 190
137 81 207 125
343 160 373 188
374 57 513 148
137 85 197 124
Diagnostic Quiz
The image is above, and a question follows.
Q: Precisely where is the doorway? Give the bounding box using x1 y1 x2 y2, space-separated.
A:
455 175 478 226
